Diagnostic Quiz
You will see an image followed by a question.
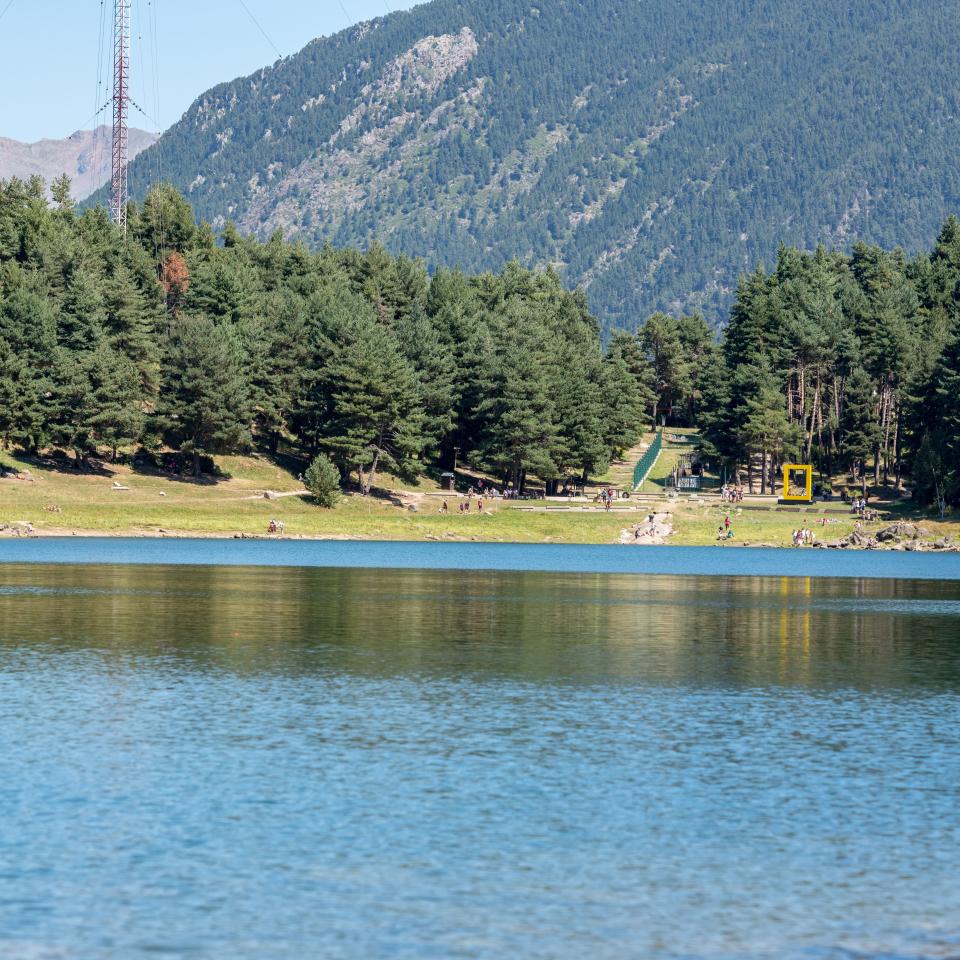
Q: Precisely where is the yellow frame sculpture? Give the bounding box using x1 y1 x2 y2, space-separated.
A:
782 463 813 502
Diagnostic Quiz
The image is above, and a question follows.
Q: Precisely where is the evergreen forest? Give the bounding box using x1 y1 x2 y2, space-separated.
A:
95 0 960 332
1 177 650 494
9 177 960 505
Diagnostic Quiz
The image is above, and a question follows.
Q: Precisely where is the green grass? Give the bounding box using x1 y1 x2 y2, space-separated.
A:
0 452 630 543
666 500 956 547
3 449 956 547
595 438 653 489
635 428 699 494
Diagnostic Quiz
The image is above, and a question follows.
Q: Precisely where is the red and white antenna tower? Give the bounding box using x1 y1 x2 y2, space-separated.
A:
110 0 131 233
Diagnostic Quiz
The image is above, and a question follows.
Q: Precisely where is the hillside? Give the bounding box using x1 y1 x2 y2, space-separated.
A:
107 0 960 329
1 126 157 201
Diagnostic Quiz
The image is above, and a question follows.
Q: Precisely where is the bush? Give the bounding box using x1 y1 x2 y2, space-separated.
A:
304 454 342 508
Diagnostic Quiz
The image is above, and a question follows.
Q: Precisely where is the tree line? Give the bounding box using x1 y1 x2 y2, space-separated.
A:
629 219 960 505
6 176 960 506
0 178 650 493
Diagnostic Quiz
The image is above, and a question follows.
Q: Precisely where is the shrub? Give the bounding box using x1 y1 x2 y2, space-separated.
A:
304 454 342 508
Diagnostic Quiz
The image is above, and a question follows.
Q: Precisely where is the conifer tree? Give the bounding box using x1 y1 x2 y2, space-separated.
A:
156 315 251 476
472 315 558 491
320 312 423 493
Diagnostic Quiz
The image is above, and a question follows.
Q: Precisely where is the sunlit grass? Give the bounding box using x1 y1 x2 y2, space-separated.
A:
2 449 955 547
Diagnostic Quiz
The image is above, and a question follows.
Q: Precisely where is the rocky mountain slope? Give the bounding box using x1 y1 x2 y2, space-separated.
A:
1 126 157 200
108 0 960 329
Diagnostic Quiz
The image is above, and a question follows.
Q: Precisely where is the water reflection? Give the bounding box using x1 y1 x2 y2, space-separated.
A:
1 564 958 689
1 563 959 960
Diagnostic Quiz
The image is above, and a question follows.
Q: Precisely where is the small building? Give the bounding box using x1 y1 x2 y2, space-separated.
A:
440 472 456 492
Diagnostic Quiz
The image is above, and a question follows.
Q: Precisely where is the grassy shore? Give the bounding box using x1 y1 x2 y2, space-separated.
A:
1 450 955 547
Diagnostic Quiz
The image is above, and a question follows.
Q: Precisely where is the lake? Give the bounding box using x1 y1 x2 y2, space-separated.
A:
1 541 959 959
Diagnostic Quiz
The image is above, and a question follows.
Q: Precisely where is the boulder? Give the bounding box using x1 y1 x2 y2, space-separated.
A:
875 522 930 543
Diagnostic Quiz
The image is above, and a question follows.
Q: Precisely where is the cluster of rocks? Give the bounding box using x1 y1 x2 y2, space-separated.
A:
620 512 673 545
820 522 956 551
0 521 34 536
0 466 31 481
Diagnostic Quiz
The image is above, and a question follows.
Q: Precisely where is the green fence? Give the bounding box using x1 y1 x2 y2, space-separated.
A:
632 431 663 489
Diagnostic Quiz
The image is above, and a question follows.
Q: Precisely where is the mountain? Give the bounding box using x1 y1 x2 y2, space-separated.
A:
0 126 157 201
110 0 960 330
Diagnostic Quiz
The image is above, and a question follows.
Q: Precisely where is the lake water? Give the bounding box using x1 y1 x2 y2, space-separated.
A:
1 542 959 959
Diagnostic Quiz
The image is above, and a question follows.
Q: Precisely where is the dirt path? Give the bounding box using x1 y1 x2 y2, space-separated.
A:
620 509 674 545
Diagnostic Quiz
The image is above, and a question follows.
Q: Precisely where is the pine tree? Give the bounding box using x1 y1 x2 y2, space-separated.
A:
395 310 459 459
87 346 145 459
156 316 252 476
319 312 423 493
839 367 882 478
472 315 558 492
103 262 159 393
601 352 647 458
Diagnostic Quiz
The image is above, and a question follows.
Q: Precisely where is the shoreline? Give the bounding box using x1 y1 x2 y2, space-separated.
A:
1 525 957 552
4 452 957 551
3 536 960 582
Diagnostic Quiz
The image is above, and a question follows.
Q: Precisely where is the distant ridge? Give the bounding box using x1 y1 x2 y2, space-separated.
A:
106 0 960 329
0 126 157 200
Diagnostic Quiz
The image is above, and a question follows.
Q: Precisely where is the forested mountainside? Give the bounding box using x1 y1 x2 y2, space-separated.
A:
102 0 960 330
0 127 156 201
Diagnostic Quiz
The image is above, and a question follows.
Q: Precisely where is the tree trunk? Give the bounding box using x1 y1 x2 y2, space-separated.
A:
892 412 902 491
364 447 382 496
193 450 201 478
882 399 896 486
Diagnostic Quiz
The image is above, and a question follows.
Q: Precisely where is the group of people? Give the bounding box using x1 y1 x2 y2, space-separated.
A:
599 487 624 510
791 527 816 546
634 513 659 539
440 497 485 514
720 484 745 503
715 514 735 540
849 497 877 521
267 518 285 535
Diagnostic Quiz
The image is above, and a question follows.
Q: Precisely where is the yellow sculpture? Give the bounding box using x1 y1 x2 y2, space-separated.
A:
782 464 813 502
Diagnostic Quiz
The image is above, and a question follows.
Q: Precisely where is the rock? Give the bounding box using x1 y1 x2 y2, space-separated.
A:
263 490 279 501
875 522 930 543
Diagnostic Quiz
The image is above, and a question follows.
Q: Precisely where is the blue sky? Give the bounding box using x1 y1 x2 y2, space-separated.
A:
0 0 423 142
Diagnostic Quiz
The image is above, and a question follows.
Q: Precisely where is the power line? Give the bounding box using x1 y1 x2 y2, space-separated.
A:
236 0 282 60
0 0 16 23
